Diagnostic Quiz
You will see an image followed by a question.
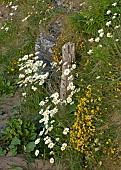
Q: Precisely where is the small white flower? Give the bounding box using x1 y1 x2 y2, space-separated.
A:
63 62 68 66
39 109 43 115
9 13 14 16
35 138 40 144
31 86 37 91
107 32 113 38
98 29 103 33
45 138 51 144
22 92 26 96
90 18 93 21
115 39 119 42
29 53 34 57
98 44 102 48
56 138 59 141
5 27 9 31
50 120 55 124
35 150 39 156
67 96 72 103
24 146 26 152
34 56 39 60
42 63 46 68
80 2 86 6
22 55 28 60
88 38 94 43
19 74 25 79
62 143 67 148
72 64 76 69
87 49 93 55
63 128 69 135
96 76 100 79
39 130 44 136
106 21 111 27
35 51 40 55
50 151 54 155
63 69 70 76
50 92 59 99
99 32 104 37
112 2 117 6
114 25 120 29
48 142 54 149
68 75 73 81
61 146 65 151
39 101 45 106
76 73 78 77
99 161 102 166
95 37 100 42
106 10 111 15
50 157 54 164
112 16 116 20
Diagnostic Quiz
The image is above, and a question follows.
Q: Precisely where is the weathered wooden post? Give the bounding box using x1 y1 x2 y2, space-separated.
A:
60 42 75 99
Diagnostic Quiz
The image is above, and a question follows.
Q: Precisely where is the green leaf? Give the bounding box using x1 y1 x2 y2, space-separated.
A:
26 142 36 153
11 137 21 145
9 144 15 149
10 148 17 156
69 104 76 113
0 148 7 155
29 133 37 140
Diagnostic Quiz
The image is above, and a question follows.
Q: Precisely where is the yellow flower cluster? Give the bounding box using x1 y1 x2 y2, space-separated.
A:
70 86 101 156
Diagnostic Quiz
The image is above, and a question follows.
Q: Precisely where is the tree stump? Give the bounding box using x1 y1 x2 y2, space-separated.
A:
60 42 75 99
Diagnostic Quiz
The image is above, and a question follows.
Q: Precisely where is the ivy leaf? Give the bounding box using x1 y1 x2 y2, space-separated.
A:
26 142 36 153
11 137 21 145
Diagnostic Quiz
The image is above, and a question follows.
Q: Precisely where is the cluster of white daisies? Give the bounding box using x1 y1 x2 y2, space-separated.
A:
87 2 120 55
18 49 80 163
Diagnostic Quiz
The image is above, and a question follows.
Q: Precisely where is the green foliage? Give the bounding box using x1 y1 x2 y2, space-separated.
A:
69 0 120 36
2 117 37 156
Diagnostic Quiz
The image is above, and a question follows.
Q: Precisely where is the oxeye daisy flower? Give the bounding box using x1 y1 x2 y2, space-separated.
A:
61 146 66 151
99 32 104 37
95 37 100 42
35 138 40 145
106 21 111 27
62 143 67 148
114 25 120 29
112 2 117 6
31 86 37 91
72 64 76 69
63 128 69 135
107 32 113 38
50 157 54 163
39 101 45 106
35 150 39 156
87 49 93 55
88 38 94 43
112 16 116 20
106 10 111 15
67 96 72 103
64 68 70 76
48 142 54 149
98 29 103 33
